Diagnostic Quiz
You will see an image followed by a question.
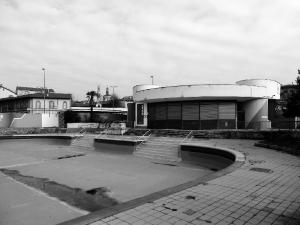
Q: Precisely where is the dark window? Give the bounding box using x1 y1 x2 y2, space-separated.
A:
49 101 55 109
63 101 68 109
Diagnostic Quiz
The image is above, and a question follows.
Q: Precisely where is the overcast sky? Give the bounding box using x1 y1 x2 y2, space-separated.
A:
0 0 299 100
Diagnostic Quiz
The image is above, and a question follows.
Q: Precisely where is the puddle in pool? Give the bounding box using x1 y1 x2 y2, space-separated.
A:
0 168 119 212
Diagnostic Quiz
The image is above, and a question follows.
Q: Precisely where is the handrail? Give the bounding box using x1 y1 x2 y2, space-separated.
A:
180 130 193 144
136 129 151 142
72 128 87 142
178 130 193 158
96 126 111 139
135 129 152 151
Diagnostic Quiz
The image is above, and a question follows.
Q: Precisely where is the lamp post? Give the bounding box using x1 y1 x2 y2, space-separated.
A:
42 68 46 113
150 75 154 85
110 85 118 111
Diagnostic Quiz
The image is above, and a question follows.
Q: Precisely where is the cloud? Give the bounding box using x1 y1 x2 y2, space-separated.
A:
0 0 300 99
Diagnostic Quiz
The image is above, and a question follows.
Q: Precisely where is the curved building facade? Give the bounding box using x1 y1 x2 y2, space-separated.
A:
129 79 281 130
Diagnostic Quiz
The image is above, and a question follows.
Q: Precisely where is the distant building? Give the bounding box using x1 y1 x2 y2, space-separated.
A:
16 86 54 96
103 87 112 102
0 92 71 114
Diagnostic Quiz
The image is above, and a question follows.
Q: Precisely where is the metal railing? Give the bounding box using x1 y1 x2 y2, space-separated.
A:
180 130 193 144
72 128 87 143
135 129 152 151
178 130 193 157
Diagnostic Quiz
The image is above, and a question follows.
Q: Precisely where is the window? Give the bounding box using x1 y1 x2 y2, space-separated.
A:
36 101 41 109
63 101 68 109
49 101 54 109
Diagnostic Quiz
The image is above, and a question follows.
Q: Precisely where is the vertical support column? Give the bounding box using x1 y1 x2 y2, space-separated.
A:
242 99 271 130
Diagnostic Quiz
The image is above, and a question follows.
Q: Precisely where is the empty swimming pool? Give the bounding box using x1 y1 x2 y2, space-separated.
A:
0 136 233 225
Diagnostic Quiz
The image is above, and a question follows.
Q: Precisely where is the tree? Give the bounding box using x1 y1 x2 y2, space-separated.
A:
86 91 98 122
283 76 300 117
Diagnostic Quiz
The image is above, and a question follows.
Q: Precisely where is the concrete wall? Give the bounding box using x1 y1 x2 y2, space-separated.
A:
133 85 160 94
241 99 270 129
0 113 24 128
236 79 281 99
10 114 42 128
42 114 59 127
133 80 280 103
67 123 99 128
0 113 60 128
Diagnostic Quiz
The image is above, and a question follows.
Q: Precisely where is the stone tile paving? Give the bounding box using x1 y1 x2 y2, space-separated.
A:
89 139 300 225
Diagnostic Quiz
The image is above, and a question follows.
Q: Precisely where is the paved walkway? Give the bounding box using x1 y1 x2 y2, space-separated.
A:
86 139 299 225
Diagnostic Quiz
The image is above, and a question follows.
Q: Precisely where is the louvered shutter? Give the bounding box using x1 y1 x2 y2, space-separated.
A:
167 103 181 120
218 103 236 119
182 103 199 120
155 104 167 120
200 104 218 120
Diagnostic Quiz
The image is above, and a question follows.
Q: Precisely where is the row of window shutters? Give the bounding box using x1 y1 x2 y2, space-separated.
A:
149 102 236 121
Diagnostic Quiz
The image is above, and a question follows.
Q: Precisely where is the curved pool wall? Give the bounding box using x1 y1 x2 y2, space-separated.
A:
0 135 72 146
0 135 73 140
181 144 245 170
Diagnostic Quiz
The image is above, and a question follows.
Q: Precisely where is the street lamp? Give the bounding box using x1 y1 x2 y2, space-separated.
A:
42 68 46 113
110 85 118 110
150 75 154 85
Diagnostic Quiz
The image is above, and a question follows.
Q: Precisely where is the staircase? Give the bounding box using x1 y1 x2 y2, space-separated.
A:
134 136 183 162
192 130 210 139
70 135 95 151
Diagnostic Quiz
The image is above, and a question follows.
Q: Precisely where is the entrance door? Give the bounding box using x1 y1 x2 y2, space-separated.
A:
137 104 144 125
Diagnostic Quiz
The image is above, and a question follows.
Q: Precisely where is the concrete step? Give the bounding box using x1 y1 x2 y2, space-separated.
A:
135 149 178 156
136 146 178 152
134 135 183 161
70 136 95 150
134 152 180 162
124 128 192 138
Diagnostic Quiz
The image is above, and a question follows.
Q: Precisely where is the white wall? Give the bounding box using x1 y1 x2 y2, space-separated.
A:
236 79 281 99
133 80 280 103
134 84 268 102
133 84 160 94
10 114 42 128
42 114 59 127
0 113 23 128
242 99 270 129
